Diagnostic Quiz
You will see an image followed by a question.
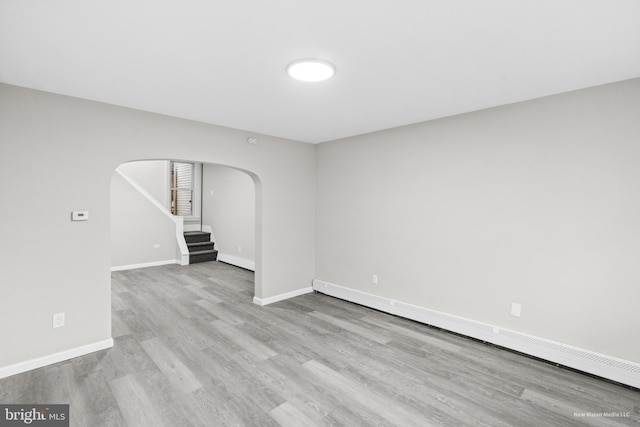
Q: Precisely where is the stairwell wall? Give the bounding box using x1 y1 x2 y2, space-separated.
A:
117 160 169 207
202 164 255 270
110 169 179 269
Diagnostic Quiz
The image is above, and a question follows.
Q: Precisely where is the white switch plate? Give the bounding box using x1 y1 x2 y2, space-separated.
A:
372 274 378 285
511 303 522 317
53 312 65 328
71 211 89 221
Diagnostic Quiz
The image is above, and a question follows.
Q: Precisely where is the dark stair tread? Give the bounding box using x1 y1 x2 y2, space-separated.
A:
187 241 215 248
189 248 218 264
189 249 218 256
184 231 212 244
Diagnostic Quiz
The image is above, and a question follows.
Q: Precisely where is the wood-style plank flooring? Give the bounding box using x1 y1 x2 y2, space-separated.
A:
1 262 638 426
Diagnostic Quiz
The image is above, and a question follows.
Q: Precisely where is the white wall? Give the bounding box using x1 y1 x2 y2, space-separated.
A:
117 160 169 207
110 169 178 269
202 164 255 269
316 78 640 364
0 83 315 371
4 77 639 377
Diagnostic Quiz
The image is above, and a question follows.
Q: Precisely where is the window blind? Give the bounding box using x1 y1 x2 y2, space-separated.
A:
171 162 193 216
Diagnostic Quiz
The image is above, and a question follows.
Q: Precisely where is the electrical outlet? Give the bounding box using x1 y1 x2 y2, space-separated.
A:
511 303 522 318
372 274 378 285
153 244 160 248
238 246 242 253
52 312 65 328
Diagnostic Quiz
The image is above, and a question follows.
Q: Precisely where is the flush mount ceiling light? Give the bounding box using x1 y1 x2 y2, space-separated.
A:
286 59 335 82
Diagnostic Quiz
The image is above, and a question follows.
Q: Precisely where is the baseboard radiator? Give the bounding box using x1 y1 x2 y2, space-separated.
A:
312 279 640 389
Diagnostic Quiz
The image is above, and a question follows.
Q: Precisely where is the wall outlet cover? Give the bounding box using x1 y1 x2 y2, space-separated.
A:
511 303 522 318
52 312 65 328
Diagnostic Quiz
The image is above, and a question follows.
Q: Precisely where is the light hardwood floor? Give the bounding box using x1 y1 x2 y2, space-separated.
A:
1 262 638 426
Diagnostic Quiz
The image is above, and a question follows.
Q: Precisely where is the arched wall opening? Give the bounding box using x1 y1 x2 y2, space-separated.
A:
0 83 315 375
110 159 263 299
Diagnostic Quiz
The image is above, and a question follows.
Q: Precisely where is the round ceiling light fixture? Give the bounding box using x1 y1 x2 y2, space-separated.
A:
286 59 336 82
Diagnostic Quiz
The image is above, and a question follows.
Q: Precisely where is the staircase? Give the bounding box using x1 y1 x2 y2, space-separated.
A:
184 231 218 264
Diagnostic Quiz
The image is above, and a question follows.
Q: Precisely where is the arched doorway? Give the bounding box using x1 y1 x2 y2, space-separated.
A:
110 159 261 298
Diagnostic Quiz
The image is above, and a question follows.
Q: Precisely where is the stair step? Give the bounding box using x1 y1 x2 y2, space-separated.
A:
184 231 211 244
187 241 215 252
189 249 217 255
189 249 218 264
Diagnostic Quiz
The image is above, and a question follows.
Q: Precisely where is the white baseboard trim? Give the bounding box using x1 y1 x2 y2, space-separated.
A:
312 279 640 389
0 338 114 379
217 254 255 271
111 259 181 272
253 287 314 306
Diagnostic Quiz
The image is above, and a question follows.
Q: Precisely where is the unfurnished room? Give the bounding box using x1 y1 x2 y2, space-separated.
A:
1 1 640 426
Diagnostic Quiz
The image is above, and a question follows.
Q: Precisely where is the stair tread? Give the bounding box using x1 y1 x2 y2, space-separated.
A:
184 231 212 244
189 249 218 255
187 241 214 247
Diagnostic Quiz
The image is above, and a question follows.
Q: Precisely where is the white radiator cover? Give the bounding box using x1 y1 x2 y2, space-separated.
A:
312 279 640 389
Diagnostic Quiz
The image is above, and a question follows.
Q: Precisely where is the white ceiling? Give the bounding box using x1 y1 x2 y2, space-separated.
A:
2 1 640 143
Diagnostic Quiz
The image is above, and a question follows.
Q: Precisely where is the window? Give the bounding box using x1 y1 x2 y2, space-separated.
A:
170 162 194 216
